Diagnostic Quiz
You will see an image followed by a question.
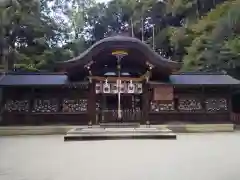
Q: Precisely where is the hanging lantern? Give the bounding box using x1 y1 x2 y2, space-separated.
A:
95 83 102 94
136 83 143 94
127 80 134 94
103 79 110 93
120 81 125 93
111 82 118 94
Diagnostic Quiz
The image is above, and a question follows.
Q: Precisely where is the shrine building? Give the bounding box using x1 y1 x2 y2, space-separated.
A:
1 36 240 125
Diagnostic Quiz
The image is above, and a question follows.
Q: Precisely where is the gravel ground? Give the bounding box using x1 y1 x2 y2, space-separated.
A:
0 133 240 180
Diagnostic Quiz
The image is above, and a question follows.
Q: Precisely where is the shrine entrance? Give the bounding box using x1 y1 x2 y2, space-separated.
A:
98 94 142 123
90 49 150 124
95 79 144 123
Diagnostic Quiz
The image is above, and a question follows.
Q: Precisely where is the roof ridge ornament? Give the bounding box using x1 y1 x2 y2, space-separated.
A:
112 50 128 62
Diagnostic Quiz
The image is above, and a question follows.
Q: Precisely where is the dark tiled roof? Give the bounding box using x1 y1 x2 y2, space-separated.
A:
169 74 240 85
56 35 180 74
0 74 69 86
0 73 239 86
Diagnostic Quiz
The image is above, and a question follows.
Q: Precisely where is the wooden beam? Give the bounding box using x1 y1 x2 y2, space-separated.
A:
90 76 143 82
88 81 96 125
89 71 150 82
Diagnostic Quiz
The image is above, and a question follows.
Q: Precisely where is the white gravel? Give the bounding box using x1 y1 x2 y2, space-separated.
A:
0 133 240 180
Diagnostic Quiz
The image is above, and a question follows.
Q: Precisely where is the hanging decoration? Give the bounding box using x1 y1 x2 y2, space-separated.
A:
127 80 134 93
62 99 88 113
119 80 125 93
95 81 143 94
95 83 102 94
111 82 118 94
150 101 175 112
103 79 110 93
205 98 227 112
32 99 59 113
136 83 143 94
178 98 202 112
5 99 29 112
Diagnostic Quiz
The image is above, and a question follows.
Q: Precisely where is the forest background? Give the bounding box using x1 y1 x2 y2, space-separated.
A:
0 0 239 77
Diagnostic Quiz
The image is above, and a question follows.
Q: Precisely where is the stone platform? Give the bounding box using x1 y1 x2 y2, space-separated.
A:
100 122 140 128
64 127 177 141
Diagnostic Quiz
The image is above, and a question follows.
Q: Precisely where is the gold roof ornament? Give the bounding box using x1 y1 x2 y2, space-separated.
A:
112 50 128 56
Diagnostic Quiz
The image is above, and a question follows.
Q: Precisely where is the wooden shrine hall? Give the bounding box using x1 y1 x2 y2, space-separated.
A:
1 36 240 125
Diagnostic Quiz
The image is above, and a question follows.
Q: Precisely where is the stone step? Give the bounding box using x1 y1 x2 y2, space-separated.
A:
99 122 140 128
64 127 176 141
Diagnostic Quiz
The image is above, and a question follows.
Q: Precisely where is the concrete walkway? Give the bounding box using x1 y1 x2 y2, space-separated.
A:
0 123 234 136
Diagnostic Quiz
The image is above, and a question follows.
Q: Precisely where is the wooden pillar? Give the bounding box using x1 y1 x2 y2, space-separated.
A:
88 81 96 125
1 88 9 125
58 86 64 113
228 86 233 122
101 94 106 123
0 87 3 124
29 88 34 113
201 86 208 123
25 87 34 125
142 82 149 124
228 86 233 112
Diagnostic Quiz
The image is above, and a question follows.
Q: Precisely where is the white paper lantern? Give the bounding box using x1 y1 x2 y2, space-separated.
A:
136 83 142 94
111 83 118 94
127 80 134 94
120 82 126 93
103 79 110 93
95 83 102 94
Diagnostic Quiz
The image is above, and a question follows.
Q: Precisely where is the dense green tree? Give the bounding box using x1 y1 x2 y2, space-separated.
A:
182 0 240 74
0 0 69 71
0 0 239 76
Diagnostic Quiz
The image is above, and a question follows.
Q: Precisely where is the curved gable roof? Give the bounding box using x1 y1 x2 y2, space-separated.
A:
56 36 181 74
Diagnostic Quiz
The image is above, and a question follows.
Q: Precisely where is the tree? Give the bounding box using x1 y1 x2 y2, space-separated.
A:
1 0 239 75
0 0 69 71
182 0 240 73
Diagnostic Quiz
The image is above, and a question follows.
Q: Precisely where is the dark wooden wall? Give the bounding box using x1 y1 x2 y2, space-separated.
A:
0 85 234 125
148 86 232 124
1 86 90 125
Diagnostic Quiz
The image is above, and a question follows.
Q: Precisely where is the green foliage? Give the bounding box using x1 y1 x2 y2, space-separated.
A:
0 0 239 77
182 0 240 74
0 0 70 71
